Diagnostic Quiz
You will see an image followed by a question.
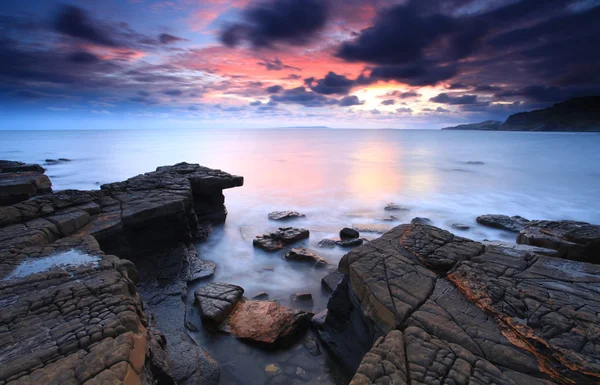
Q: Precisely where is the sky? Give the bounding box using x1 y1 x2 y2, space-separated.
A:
1 0 599 129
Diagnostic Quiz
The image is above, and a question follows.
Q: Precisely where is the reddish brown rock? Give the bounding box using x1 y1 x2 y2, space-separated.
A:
221 300 312 346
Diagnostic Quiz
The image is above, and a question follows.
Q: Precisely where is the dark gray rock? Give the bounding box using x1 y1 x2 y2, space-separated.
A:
317 238 338 249
340 227 360 240
384 203 409 211
253 227 310 252
476 214 530 232
284 247 327 267
194 282 244 325
410 217 432 225
303 337 321 356
0 160 45 173
252 292 269 300
321 270 344 293
336 238 364 248
517 220 600 263
268 211 305 220
451 223 471 230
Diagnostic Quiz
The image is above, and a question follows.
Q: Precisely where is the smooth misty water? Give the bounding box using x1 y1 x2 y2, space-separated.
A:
2 128 600 384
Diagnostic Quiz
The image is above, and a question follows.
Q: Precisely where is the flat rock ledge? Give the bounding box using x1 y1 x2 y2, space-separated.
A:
315 222 600 385
0 161 52 206
253 227 310 252
0 162 244 385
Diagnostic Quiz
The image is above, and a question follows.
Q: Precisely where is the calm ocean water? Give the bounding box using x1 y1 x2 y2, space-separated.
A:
2 128 600 384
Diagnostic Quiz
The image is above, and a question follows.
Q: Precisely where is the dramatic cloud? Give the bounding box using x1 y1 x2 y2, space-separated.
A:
270 87 337 107
381 99 395 105
257 57 300 71
266 85 283 93
220 0 329 48
430 93 479 105
339 95 363 106
53 5 118 46
159 33 186 45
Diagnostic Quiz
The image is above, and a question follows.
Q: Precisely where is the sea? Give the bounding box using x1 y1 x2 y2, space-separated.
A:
2 128 600 384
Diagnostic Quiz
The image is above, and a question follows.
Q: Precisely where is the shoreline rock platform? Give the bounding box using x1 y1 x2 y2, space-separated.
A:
0 161 243 385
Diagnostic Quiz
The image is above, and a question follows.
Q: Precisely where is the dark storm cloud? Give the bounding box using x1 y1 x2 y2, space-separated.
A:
370 62 457 86
67 51 100 63
430 93 480 105
220 0 329 48
266 85 283 93
270 87 337 107
306 71 372 95
381 99 395 105
53 5 119 46
257 57 300 71
339 95 363 106
163 89 183 96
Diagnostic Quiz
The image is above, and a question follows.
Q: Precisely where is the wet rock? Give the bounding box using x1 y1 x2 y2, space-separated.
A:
410 217 432 225
0 171 52 206
350 330 407 385
252 292 269 300
321 270 344 293
517 220 600 262
221 300 313 346
466 160 484 165
317 238 338 249
303 337 321 356
452 223 471 230
384 203 409 211
378 215 398 221
194 282 244 325
253 227 310 252
352 223 392 234
340 227 360 240
264 364 282 376
336 238 364 248
291 292 313 302
268 211 305 220
0 160 45 173
284 247 327 267
482 240 558 256
476 214 530 232
166 332 220 385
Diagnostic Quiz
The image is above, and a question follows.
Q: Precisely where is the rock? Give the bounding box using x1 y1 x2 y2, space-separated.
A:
58 158 71 162
476 214 530 232
268 211 305 220
482 240 558 256
221 300 313 346
517 220 600 262
451 223 470 230
350 330 407 385
352 223 392 234
384 203 409 211
0 171 52 206
466 160 485 165
253 227 310 252
377 215 398 221
194 282 244 325
317 238 338 249
0 160 45 173
303 337 321 356
295 367 310 381
284 248 327 267
291 292 313 302
252 292 269 300
410 217 432 225
340 227 360 240
321 270 344 293
336 238 365 248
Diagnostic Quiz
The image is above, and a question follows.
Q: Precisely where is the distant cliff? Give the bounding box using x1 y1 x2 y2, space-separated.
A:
442 96 600 132
442 120 501 131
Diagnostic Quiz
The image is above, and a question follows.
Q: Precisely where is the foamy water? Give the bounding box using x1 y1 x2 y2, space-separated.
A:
2 128 600 384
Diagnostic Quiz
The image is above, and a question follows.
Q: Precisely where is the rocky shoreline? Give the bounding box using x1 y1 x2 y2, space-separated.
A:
1 160 599 385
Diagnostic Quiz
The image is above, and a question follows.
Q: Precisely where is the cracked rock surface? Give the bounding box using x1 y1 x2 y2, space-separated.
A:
194 282 244 325
320 223 600 385
253 227 310 252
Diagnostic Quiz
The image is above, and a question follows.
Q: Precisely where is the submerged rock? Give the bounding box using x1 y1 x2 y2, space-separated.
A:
476 214 530 232
268 211 305 220
221 300 313 346
317 239 338 249
284 247 327 267
194 282 244 325
384 203 409 211
253 227 310 251
517 220 600 262
451 223 471 230
303 337 321 356
340 227 359 240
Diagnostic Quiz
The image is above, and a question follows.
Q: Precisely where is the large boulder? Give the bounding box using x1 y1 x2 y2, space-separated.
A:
284 248 327 267
340 227 360 240
476 214 530 232
0 160 45 173
517 220 600 262
0 171 52 206
220 300 313 346
194 282 244 325
253 227 309 252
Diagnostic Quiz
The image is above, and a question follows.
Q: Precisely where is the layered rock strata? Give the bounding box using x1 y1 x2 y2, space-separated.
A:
316 223 600 385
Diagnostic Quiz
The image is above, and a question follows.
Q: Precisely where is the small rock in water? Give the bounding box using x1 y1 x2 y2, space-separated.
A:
252 292 269 300
466 161 484 165
194 282 244 325
253 227 310 252
284 248 327 267
477 214 530 232
384 203 410 211
452 223 471 230
291 292 313 302
378 215 398 221
268 211 306 220
411 217 432 225
317 239 337 249
58 158 71 162
295 367 310 381
303 337 322 356
336 238 364 248
340 227 360 240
